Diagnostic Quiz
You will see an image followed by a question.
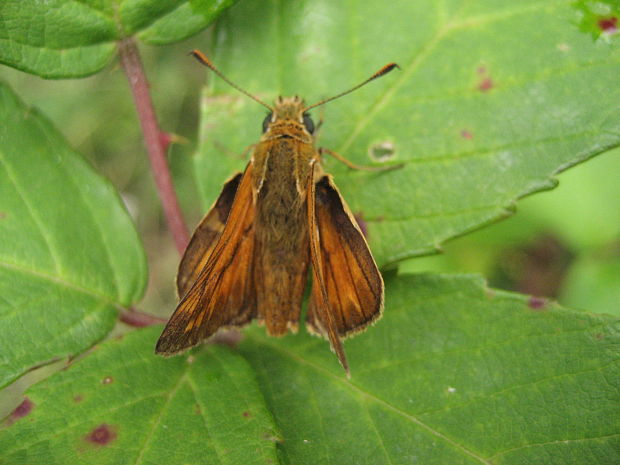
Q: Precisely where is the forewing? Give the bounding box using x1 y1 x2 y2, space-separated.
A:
307 175 384 340
156 164 256 355
177 173 242 297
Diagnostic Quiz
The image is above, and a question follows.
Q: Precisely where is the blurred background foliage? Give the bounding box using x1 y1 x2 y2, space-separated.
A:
401 148 620 317
1 27 618 324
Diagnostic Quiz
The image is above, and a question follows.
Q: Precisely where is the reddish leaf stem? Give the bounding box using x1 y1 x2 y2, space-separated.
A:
117 37 189 254
120 307 167 327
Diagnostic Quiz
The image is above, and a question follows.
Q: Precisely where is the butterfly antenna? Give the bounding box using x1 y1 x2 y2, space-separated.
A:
303 63 400 112
191 50 274 112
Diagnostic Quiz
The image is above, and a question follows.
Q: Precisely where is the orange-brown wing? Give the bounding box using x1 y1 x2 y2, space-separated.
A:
156 163 256 355
176 173 242 298
306 172 384 372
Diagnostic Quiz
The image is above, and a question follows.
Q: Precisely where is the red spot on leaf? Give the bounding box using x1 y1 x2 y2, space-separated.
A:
598 16 618 33
478 77 494 92
460 130 473 139
477 66 486 75
243 411 251 418
354 212 368 239
73 395 83 403
9 398 34 423
101 376 113 385
0 212 6 219
86 424 117 446
595 333 605 340
528 296 547 310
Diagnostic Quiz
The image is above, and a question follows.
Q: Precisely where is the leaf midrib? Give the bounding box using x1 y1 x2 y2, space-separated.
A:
0 260 123 311
246 335 492 465
132 371 191 465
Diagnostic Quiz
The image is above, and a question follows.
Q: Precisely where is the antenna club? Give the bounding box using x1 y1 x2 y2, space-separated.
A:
303 61 400 112
191 50 214 69
373 63 400 79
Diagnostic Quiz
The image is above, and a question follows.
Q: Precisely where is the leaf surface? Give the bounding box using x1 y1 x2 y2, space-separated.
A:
194 0 620 266
0 327 279 465
0 82 146 388
240 273 620 465
3 273 617 464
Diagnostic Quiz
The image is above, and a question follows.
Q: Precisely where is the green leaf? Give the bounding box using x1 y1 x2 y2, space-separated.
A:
2 273 617 463
194 0 620 266
0 82 147 388
0 327 279 465
138 0 237 45
0 0 237 78
239 273 620 465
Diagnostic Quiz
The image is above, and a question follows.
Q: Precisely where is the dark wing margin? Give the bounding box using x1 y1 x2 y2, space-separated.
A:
156 163 256 355
176 173 242 298
306 170 385 374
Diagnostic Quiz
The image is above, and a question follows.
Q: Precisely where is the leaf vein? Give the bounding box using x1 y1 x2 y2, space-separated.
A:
132 371 189 465
362 399 395 465
249 336 491 465
186 374 230 465
51 142 123 302
2 391 165 455
422 361 620 417
0 152 63 276
490 432 620 460
0 260 122 310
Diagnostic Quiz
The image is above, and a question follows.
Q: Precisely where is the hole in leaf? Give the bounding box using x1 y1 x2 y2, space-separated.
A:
369 141 396 162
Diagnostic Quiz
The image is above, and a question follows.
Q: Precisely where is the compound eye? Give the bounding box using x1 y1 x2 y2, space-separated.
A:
302 113 315 134
262 113 273 133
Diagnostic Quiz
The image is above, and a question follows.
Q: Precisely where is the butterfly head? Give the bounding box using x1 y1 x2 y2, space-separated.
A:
262 96 315 135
